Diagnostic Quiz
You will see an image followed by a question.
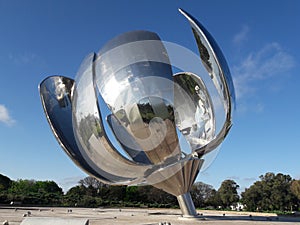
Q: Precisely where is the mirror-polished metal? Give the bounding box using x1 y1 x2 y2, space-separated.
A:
39 8 235 218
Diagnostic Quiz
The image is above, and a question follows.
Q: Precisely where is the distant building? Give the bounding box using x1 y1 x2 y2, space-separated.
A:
230 202 245 211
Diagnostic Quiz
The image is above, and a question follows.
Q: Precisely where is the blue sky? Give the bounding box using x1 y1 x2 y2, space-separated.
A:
0 0 299 192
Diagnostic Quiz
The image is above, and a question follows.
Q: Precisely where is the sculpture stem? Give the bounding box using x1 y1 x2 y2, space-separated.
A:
177 192 197 217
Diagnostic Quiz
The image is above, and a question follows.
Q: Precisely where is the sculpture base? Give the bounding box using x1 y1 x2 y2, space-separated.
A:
177 192 198 217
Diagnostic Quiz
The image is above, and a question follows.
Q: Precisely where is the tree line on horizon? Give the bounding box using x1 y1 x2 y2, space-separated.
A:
0 172 299 212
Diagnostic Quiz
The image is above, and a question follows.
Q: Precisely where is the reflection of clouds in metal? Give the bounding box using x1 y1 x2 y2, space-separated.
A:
39 8 235 217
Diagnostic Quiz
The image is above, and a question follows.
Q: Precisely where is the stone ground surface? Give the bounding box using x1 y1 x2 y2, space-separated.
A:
1 207 300 225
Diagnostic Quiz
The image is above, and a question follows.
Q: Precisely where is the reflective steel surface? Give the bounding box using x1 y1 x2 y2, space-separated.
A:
72 53 151 184
39 8 235 217
179 8 235 156
39 76 115 182
174 72 215 152
94 30 181 166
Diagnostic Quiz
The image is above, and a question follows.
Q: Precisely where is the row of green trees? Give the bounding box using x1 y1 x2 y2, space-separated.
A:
0 174 177 208
242 173 300 212
191 179 239 209
0 172 300 212
183 173 300 212
0 174 63 206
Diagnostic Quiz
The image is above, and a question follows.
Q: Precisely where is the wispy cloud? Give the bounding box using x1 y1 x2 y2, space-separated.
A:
226 176 257 183
227 175 240 181
232 42 295 100
0 104 16 126
243 177 257 182
233 25 250 45
8 52 45 66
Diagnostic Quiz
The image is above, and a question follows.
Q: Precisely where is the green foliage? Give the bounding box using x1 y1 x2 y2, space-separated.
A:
8 179 62 195
1 173 299 211
190 182 218 208
217 179 239 208
63 185 87 206
145 186 177 206
291 180 300 201
0 174 12 191
2 179 63 206
63 185 103 207
241 173 298 211
125 186 139 202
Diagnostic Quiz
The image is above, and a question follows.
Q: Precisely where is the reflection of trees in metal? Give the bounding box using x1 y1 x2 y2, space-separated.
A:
173 72 199 105
137 97 175 122
192 28 212 74
77 114 102 148
137 102 155 123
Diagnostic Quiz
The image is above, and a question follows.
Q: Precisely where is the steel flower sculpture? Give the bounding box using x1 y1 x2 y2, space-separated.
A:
39 9 235 217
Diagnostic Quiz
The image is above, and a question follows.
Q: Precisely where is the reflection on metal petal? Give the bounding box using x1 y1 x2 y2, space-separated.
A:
179 8 235 155
107 114 151 164
39 76 115 182
174 72 215 151
72 53 151 184
94 31 181 164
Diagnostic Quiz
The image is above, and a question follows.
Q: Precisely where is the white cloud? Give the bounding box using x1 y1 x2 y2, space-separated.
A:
233 25 250 45
227 176 240 180
232 42 295 100
8 52 44 66
243 177 257 182
0 104 15 126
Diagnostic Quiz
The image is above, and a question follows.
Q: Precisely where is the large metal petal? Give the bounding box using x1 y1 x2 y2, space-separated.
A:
71 53 151 185
179 8 235 156
39 76 116 183
94 31 181 164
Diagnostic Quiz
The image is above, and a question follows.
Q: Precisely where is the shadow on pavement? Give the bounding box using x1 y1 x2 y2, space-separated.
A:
203 215 300 222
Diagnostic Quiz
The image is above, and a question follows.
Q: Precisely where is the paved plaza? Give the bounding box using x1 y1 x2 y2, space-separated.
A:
1 207 300 225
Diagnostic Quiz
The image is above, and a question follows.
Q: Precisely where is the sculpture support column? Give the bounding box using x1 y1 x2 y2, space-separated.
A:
177 192 197 217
